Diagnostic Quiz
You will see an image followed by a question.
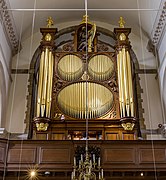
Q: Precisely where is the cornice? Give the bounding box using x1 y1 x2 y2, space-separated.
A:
0 0 20 55
151 1 166 45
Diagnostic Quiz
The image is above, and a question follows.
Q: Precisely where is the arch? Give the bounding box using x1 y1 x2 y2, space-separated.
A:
0 61 6 127
163 67 166 117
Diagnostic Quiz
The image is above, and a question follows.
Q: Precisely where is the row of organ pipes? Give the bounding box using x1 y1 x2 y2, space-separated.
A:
117 47 134 118
36 47 54 118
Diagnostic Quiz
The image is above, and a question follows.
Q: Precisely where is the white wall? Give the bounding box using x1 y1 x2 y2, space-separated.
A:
0 19 12 128
8 20 163 133
157 29 166 123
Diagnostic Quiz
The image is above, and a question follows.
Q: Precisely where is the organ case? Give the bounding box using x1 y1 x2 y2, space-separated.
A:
29 16 140 140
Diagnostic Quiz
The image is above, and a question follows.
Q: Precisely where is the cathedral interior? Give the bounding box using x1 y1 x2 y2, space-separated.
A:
0 0 166 179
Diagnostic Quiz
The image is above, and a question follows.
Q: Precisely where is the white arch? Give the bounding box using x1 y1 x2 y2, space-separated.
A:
163 68 166 118
0 62 6 127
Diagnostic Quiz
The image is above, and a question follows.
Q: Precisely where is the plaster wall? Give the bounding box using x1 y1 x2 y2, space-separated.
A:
0 20 12 128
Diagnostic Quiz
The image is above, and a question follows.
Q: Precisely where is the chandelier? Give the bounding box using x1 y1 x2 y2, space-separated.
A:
71 145 104 180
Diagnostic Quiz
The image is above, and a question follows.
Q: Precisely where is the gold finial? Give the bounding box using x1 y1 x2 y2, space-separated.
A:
80 15 92 24
118 16 125 28
47 17 54 28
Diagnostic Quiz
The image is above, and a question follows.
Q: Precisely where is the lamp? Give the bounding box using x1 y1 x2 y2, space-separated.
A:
71 146 104 180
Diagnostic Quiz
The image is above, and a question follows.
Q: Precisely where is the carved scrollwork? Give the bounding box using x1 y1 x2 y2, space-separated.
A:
53 75 64 93
108 75 118 92
97 43 109 52
109 111 116 119
62 42 74 52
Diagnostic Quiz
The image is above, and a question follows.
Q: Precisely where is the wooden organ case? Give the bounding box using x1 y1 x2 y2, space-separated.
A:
28 16 141 140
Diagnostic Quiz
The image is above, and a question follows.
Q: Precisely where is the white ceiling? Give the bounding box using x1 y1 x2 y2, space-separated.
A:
7 0 162 40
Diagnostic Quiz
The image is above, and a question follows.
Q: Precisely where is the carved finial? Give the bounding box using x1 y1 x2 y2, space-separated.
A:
118 16 125 28
80 15 91 24
47 17 54 28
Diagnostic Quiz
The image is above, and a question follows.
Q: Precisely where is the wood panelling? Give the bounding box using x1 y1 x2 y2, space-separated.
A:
139 148 166 163
39 148 71 164
122 133 135 140
35 133 48 140
7 148 36 164
105 133 119 140
104 148 135 163
0 147 5 163
1 139 166 172
52 133 65 140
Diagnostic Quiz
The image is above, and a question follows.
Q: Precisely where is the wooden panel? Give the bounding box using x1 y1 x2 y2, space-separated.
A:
106 133 119 140
39 148 71 164
104 148 135 163
36 133 48 140
122 133 135 140
0 147 5 163
139 149 166 163
7 148 36 164
52 133 65 140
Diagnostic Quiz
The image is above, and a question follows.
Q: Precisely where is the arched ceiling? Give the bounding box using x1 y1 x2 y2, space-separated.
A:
7 0 162 40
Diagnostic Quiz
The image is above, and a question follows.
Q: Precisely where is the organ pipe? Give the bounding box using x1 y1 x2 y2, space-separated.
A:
57 82 113 119
36 48 54 118
117 47 134 118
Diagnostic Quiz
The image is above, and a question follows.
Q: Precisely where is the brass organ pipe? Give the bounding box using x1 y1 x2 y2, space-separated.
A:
100 55 102 81
119 50 125 117
79 82 81 118
49 54 54 116
69 55 71 81
126 51 134 116
90 85 91 119
37 51 45 117
46 52 54 118
41 47 49 117
117 53 122 116
122 47 129 116
46 51 52 117
81 82 83 118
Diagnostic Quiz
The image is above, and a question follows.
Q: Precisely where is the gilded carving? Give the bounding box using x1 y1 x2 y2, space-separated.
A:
121 122 135 131
36 122 49 131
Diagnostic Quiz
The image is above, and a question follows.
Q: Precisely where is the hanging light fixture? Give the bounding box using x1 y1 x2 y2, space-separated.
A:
71 146 104 180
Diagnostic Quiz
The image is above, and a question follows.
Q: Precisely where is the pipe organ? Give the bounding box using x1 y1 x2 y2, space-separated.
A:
29 16 140 140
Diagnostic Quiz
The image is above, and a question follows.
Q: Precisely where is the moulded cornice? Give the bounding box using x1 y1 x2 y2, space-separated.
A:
0 0 20 55
151 1 166 45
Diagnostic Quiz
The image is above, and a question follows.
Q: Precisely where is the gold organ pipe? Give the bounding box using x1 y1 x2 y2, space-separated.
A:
119 50 125 117
122 47 130 116
49 53 54 117
41 48 49 117
126 51 134 116
46 51 53 118
117 53 122 116
37 51 45 117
